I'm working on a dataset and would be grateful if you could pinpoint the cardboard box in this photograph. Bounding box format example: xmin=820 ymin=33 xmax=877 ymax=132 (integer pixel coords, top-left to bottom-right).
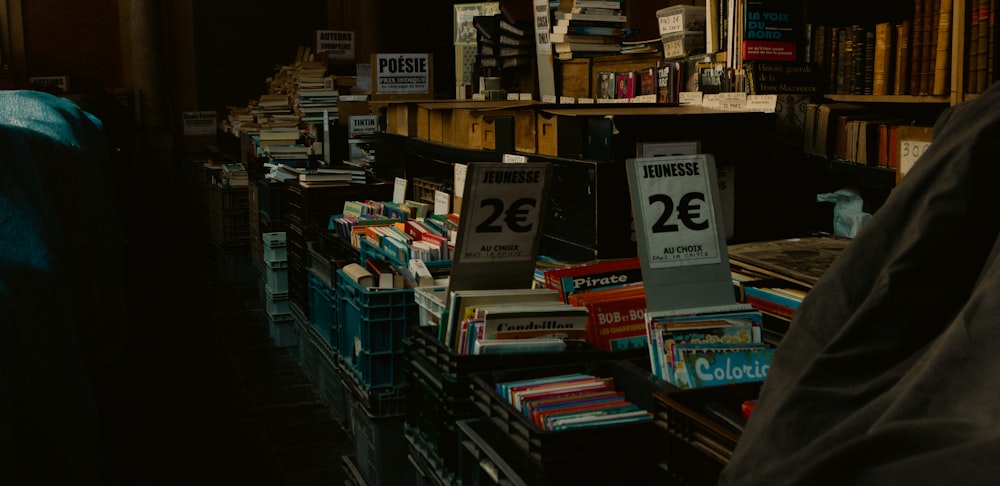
xmin=337 ymin=95 xmax=370 ymax=125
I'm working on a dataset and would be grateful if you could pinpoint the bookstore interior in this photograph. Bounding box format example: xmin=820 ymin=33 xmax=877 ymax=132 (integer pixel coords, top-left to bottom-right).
xmin=4 ymin=0 xmax=1000 ymax=484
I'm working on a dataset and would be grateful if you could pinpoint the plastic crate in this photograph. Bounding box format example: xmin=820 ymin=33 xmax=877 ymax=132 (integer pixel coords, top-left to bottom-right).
xmin=336 ymin=268 xmax=420 ymax=389
xmin=268 ymin=311 xmax=297 ymax=348
xmin=413 ymin=285 xmax=447 ymax=327
xmin=404 ymin=348 xmax=480 ymax=476
xmin=265 ymin=285 xmax=290 ymax=316
xmin=457 ymin=418 xmax=536 ymax=486
xmin=652 ymin=381 xmax=762 ymax=486
xmin=265 ymin=259 xmax=289 ymax=293
xmin=405 ymin=423 xmax=459 ymax=486
xmin=308 ymin=268 xmax=337 ymax=346
xmin=468 ymin=360 xmax=669 ymax=484
xmin=411 ymin=176 xmax=449 ymax=205
xmin=401 ymin=326 xmax=608 ymax=476
xmin=348 ymin=386 xmax=407 ymax=486
xmin=340 ymin=357 xmax=407 ymax=417
xmin=403 ymin=325 xmax=606 ymax=382
xmin=360 ymin=237 xmax=452 ymax=270
xmin=257 ymin=178 xmax=285 ymax=221
xmin=262 ymin=231 xmax=287 ymax=263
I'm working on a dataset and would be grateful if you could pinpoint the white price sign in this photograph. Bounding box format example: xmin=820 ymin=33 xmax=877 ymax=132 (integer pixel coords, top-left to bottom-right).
xmin=899 ymin=139 xmax=932 ymax=178
xmin=434 ymin=190 xmax=451 ymax=215
xmin=453 ymin=163 xmax=468 ymax=198
xmin=631 ymin=156 xmax=722 ymax=269
xmin=393 ymin=177 xmax=407 ymax=204
xmin=375 ymin=53 xmax=429 ymax=94
xmin=456 ymin=163 xmax=550 ymax=263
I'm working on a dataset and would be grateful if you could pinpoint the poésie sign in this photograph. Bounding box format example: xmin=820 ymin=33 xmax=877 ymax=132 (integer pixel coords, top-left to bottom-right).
xmin=374 ymin=53 xmax=430 ymax=94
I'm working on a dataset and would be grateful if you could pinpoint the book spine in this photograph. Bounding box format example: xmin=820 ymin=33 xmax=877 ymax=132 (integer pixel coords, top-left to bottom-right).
xmin=932 ymin=0 xmax=953 ymax=95
xmin=910 ymin=0 xmax=926 ymax=95
xmin=863 ymin=29 xmax=876 ymax=95
xmin=850 ymin=25 xmax=866 ymax=95
xmin=895 ymin=21 xmax=912 ymax=94
xmin=828 ymin=26 xmax=840 ymax=93
xmin=967 ymin=4 xmax=982 ymax=93
xmin=838 ymin=27 xmax=851 ymax=94
xmin=917 ymin=0 xmax=938 ymax=95
xmin=975 ymin=0 xmax=990 ymax=92
xmin=872 ymin=22 xmax=893 ymax=95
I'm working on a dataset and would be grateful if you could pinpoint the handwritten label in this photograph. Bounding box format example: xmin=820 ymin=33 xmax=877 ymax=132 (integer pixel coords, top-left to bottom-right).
xmin=559 ymin=96 xmax=576 ymax=104
xmin=503 ymin=154 xmax=528 ymax=164
xmin=454 ymin=163 xmax=468 ymax=198
xmin=577 ymin=97 xmax=596 ymax=104
xmin=393 ymin=177 xmax=408 ymax=204
xmin=533 ymin=0 xmax=552 ymax=55
xmin=899 ymin=140 xmax=932 ymax=178
xmin=507 ymin=93 xmax=521 ymax=100
xmin=659 ymin=14 xmax=684 ymax=35
xmin=519 ymin=93 xmax=534 ymax=101
xmin=434 ymin=190 xmax=451 ymax=215
xmin=541 ymin=94 xmax=557 ymax=103
xmin=679 ymin=91 xmax=703 ymax=106
xmin=745 ymin=94 xmax=777 ymax=113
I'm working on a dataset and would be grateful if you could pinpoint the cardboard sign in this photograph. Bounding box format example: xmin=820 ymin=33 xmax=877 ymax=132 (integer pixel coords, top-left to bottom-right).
xmin=316 ymin=30 xmax=355 ymax=61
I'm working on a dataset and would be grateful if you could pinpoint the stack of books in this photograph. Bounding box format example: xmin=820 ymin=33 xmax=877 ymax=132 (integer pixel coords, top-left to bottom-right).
xmin=551 ymin=0 xmax=627 ymax=60
xmin=474 ymin=10 xmax=535 ymax=96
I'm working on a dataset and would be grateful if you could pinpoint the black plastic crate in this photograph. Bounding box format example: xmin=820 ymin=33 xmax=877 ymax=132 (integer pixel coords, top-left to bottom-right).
xmin=405 ymin=422 xmax=459 ymax=486
xmin=457 ymin=418 xmax=537 ymax=485
xmin=653 ymin=381 xmax=762 ymax=486
xmin=403 ymin=325 xmax=607 ymax=382
xmin=256 ymin=177 xmax=285 ymax=221
xmin=468 ymin=360 xmax=670 ymax=484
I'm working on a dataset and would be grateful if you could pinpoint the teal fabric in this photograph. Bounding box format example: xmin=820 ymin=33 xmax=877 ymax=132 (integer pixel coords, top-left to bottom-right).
xmin=0 ymin=90 xmax=125 ymax=482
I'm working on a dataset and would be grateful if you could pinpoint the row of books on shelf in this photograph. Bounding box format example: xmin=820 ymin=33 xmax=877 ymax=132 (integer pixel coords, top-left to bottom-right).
xmin=803 ymin=101 xmax=939 ymax=168
xmin=961 ymin=0 xmax=997 ymax=95
xmin=809 ymin=16 xmax=951 ymax=97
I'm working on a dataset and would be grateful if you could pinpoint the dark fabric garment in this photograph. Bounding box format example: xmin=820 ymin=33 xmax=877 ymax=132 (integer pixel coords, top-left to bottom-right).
xmin=720 ymin=81 xmax=1000 ymax=485
xmin=0 ymin=90 xmax=126 ymax=482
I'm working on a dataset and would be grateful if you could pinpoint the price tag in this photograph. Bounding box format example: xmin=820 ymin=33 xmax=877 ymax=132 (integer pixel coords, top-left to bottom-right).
xmin=899 ymin=139 xmax=932 ymax=178
xmin=541 ymin=94 xmax=557 ymax=103
xmin=454 ymin=162 xmax=550 ymax=263
xmin=745 ymin=94 xmax=777 ymax=113
xmin=393 ymin=177 xmax=407 ymax=203
xmin=559 ymin=96 xmax=576 ymax=104
xmin=577 ymin=97 xmax=596 ymax=104
xmin=659 ymin=14 xmax=683 ymax=35
xmin=453 ymin=163 xmax=468 ymax=198
xmin=434 ymin=190 xmax=451 ymax=215
xmin=519 ymin=93 xmax=534 ymax=101
xmin=629 ymin=156 xmax=722 ymax=269
xmin=678 ymin=91 xmax=703 ymax=106
xmin=701 ymin=94 xmax=722 ymax=109
xmin=507 ymin=93 xmax=521 ymax=100
xmin=503 ymin=153 xmax=528 ymax=164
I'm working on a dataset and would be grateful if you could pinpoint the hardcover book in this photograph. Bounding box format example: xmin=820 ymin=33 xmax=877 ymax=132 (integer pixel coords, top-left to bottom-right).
xmin=741 ymin=0 xmax=804 ymax=62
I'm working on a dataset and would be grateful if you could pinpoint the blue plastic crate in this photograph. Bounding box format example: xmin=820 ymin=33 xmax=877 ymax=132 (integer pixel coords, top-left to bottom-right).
xmin=359 ymin=237 xmax=452 ymax=271
xmin=308 ymin=269 xmax=337 ymax=348
xmin=336 ymin=268 xmax=419 ymax=388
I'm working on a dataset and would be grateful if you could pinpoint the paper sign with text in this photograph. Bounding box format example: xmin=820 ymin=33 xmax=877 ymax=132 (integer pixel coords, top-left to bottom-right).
xmin=375 ymin=53 xmax=430 ymax=94
xmin=183 ymin=111 xmax=217 ymax=136
xmin=629 ymin=155 xmax=722 ymax=269
xmin=393 ymin=177 xmax=407 ymax=204
xmin=455 ymin=162 xmax=551 ymax=263
xmin=316 ymin=30 xmax=355 ymax=61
